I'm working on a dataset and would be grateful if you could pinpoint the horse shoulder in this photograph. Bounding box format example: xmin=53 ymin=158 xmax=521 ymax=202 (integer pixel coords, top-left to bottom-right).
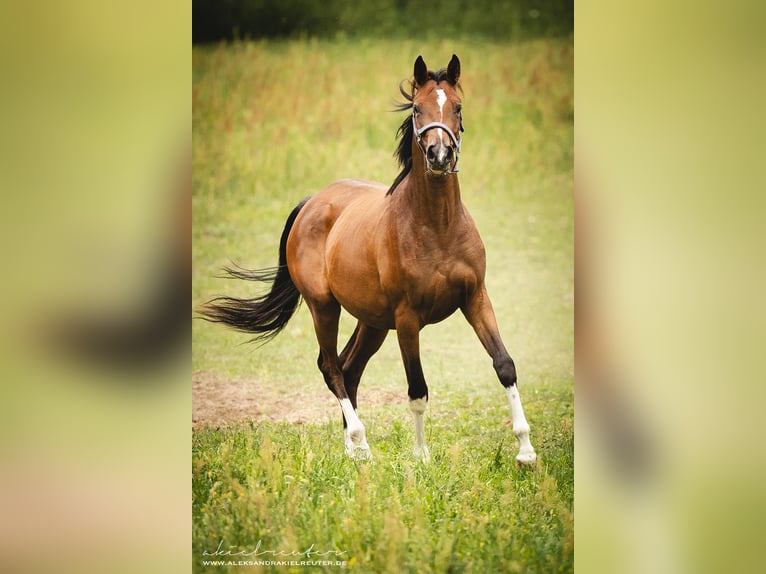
xmin=450 ymin=208 xmax=487 ymax=273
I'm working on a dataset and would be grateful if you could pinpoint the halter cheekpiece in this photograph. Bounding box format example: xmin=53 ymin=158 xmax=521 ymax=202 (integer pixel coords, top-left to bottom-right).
xmin=412 ymin=112 xmax=463 ymax=175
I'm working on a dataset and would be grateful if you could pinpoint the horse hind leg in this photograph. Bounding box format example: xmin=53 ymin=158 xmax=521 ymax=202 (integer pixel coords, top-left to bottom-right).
xmin=339 ymin=323 xmax=389 ymax=409
xmin=335 ymin=323 xmax=388 ymax=458
xmin=309 ymin=300 xmax=372 ymax=459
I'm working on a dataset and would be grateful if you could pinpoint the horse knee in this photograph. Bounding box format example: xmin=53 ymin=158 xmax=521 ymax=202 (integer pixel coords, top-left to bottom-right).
xmin=494 ymin=356 xmax=517 ymax=388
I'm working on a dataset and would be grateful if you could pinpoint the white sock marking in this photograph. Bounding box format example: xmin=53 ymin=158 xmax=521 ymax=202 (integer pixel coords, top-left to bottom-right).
xmin=339 ymin=398 xmax=370 ymax=459
xmin=409 ymin=397 xmax=430 ymax=461
xmin=506 ymin=386 xmax=537 ymax=464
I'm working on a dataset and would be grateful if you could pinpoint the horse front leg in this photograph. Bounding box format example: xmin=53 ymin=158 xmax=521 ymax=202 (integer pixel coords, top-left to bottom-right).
xmin=462 ymin=285 xmax=537 ymax=465
xmin=395 ymin=311 xmax=430 ymax=462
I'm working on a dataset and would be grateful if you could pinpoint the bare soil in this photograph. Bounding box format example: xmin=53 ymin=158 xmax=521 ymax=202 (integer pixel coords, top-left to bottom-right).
xmin=192 ymin=370 xmax=404 ymax=428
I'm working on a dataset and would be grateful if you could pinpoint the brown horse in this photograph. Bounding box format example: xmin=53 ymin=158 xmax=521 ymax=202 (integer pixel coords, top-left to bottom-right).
xmin=200 ymin=55 xmax=536 ymax=464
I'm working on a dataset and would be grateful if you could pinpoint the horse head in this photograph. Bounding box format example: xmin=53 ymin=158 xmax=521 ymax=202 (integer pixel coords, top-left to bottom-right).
xmin=411 ymin=54 xmax=463 ymax=175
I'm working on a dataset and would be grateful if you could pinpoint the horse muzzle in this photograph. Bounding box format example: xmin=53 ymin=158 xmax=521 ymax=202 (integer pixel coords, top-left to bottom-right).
xmin=413 ymin=115 xmax=462 ymax=175
xmin=426 ymin=143 xmax=455 ymax=175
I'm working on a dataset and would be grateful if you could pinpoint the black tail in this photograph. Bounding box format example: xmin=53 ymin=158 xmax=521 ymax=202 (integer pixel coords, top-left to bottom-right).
xmin=198 ymin=198 xmax=309 ymax=343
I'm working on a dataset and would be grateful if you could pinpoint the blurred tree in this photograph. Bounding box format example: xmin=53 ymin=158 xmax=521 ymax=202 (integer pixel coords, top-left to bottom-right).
xmin=192 ymin=0 xmax=572 ymax=43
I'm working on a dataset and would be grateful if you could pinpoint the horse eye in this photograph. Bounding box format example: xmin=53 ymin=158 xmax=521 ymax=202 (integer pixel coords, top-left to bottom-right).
xmin=455 ymin=105 xmax=462 ymax=114
xmin=413 ymin=105 xmax=420 ymax=115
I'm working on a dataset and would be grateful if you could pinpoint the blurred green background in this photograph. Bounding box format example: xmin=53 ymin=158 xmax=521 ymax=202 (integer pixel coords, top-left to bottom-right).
xmin=193 ymin=0 xmax=572 ymax=43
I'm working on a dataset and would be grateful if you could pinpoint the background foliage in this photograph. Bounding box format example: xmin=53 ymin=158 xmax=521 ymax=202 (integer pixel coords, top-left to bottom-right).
xmin=193 ymin=0 xmax=573 ymax=43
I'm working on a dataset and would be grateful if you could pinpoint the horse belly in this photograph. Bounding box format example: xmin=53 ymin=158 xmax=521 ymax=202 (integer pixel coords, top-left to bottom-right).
xmin=338 ymin=289 xmax=394 ymax=329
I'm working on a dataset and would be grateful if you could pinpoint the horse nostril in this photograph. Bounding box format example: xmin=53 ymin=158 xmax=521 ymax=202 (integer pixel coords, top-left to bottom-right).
xmin=444 ymin=147 xmax=453 ymax=160
xmin=426 ymin=146 xmax=437 ymax=162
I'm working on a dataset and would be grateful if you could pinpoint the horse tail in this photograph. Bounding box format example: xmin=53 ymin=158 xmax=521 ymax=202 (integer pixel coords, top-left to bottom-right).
xmin=198 ymin=198 xmax=310 ymax=343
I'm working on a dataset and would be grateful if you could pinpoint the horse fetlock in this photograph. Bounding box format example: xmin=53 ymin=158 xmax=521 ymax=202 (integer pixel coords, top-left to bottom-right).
xmin=353 ymin=445 xmax=373 ymax=461
xmin=512 ymin=422 xmax=531 ymax=438
xmin=514 ymin=428 xmax=537 ymax=466
xmin=413 ymin=444 xmax=431 ymax=462
xmin=409 ymin=397 xmax=428 ymax=414
xmin=345 ymin=420 xmax=367 ymax=445
xmin=344 ymin=426 xmax=372 ymax=460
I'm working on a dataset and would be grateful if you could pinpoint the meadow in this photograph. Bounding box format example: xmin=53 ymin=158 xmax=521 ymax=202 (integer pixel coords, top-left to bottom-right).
xmin=193 ymin=37 xmax=573 ymax=573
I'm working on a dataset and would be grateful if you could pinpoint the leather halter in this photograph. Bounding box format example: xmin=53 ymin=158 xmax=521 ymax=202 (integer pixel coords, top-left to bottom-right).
xmin=412 ymin=112 xmax=463 ymax=175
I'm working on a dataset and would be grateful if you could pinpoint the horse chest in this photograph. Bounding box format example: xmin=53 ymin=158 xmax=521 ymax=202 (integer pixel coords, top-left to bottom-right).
xmin=395 ymin=250 xmax=478 ymax=325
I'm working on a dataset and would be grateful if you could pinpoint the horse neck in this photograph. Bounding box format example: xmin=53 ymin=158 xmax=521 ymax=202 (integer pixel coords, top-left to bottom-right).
xmin=398 ymin=153 xmax=463 ymax=232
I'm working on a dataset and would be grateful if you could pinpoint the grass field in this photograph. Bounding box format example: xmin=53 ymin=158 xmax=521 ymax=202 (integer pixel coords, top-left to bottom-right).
xmin=193 ymin=37 xmax=573 ymax=573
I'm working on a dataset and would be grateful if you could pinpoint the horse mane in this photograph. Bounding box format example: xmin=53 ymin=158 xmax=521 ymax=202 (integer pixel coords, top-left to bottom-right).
xmin=387 ymin=68 xmax=461 ymax=195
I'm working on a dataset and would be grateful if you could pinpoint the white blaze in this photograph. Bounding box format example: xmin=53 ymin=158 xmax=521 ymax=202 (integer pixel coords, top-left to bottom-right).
xmin=435 ymin=88 xmax=447 ymax=117
xmin=435 ymin=88 xmax=447 ymax=144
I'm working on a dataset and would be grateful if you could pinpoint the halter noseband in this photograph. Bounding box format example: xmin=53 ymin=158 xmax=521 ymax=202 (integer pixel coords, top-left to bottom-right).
xmin=412 ymin=113 xmax=463 ymax=175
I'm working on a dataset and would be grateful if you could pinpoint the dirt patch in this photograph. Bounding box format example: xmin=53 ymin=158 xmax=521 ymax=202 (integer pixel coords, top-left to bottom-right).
xmin=193 ymin=370 xmax=404 ymax=428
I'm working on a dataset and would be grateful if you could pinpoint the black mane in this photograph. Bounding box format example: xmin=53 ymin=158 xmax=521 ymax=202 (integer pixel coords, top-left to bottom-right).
xmin=387 ymin=68 xmax=456 ymax=195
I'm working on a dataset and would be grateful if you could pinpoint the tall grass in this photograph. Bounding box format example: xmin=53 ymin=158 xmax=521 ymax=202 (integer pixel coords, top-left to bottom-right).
xmin=193 ymin=37 xmax=572 ymax=572
xmin=194 ymin=418 xmax=573 ymax=573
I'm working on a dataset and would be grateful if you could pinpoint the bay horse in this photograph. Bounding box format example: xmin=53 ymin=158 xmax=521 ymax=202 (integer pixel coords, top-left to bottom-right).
xmin=200 ymin=55 xmax=537 ymax=464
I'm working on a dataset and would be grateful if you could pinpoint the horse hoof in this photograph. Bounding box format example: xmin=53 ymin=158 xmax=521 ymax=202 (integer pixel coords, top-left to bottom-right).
xmin=516 ymin=450 xmax=537 ymax=466
xmin=413 ymin=446 xmax=431 ymax=463
xmin=350 ymin=446 xmax=373 ymax=461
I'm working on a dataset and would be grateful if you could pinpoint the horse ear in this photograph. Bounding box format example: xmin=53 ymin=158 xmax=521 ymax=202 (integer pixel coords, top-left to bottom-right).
xmin=413 ymin=55 xmax=428 ymax=87
xmin=447 ymin=54 xmax=461 ymax=85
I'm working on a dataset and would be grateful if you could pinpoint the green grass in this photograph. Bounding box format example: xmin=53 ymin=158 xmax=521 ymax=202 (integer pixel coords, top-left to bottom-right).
xmin=194 ymin=418 xmax=572 ymax=573
xmin=193 ymin=37 xmax=572 ymax=572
